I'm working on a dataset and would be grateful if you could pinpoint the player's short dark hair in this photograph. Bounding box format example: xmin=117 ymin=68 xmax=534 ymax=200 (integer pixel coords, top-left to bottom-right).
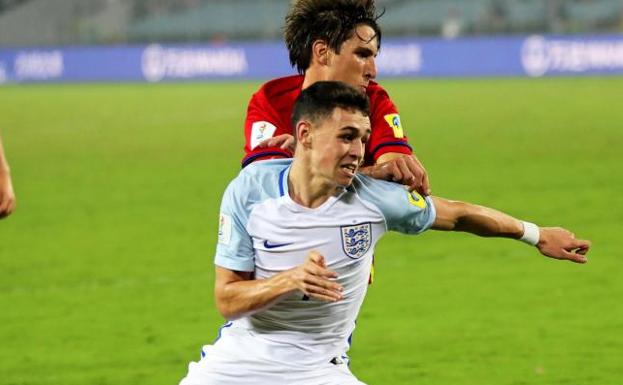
xmin=292 ymin=81 xmax=370 ymax=129
xmin=285 ymin=0 xmax=383 ymax=74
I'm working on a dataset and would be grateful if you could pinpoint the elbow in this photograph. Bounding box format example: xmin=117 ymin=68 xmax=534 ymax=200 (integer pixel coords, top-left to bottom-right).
xmin=214 ymin=290 xmax=243 ymax=321
xmin=432 ymin=198 xmax=469 ymax=231
xmin=216 ymin=305 xmax=241 ymax=321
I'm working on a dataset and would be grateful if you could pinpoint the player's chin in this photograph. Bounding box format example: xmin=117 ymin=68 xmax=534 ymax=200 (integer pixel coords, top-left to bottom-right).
xmin=336 ymin=178 xmax=354 ymax=188
xmin=336 ymin=168 xmax=356 ymax=186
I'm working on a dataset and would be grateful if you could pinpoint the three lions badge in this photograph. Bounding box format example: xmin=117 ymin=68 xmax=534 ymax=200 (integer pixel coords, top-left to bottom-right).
xmin=341 ymin=223 xmax=371 ymax=259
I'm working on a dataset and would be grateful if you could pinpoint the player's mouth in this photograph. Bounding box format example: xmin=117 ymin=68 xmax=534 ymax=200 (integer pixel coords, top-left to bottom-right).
xmin=341 ymin=163 xmax=358 ymax=178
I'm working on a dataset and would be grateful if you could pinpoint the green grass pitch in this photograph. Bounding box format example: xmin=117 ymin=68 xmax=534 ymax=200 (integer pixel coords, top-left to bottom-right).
xmin=1 ymin=77 xmax=622 ymax=385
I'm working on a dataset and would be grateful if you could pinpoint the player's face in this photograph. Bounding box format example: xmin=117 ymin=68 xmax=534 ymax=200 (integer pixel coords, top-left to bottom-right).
xmin=311 ymin=108 xmax=371 ymax=187
xmin=326 ymin=24 xmax=379 ymax=93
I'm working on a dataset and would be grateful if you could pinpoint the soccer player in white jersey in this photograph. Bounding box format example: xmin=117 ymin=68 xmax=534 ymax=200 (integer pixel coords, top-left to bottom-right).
xmin=179 ymin=81 xmax=590 ymax=385
xmin=0 ymin=135 xmax=16 ymax=218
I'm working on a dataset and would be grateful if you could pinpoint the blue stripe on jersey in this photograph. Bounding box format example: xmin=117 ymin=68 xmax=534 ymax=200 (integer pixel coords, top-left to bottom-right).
xmin=278 ymin=167 xmax=288 ymax=197
xmin=212 ymin=321 xmax=233 ymax=344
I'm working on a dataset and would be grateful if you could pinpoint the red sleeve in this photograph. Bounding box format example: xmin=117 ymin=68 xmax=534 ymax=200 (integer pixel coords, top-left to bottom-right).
xmin=365 ymin=85 xmax=413 ymax=165
xmin=242 ymin=92 xmax=293 ymax=167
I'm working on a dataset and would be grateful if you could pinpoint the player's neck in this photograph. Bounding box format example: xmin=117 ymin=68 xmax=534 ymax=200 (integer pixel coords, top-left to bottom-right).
xmin=288 ymin=160 xmax=339 ymax=208
xmin=301 ymin=68 xmax=325 ymax=90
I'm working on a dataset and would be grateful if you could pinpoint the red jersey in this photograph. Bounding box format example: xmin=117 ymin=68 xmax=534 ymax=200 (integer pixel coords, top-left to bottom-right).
xmin=242 ymin=75 xmax=412 ymax=167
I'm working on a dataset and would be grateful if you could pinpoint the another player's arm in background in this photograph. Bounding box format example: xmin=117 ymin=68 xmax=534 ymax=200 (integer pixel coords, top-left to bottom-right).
xmin=214 ymin=252 xmax=343 ymax=320
xmin=0 ymin=135 xmax=16 ymax=218
xmin=360 ymin=152 xmax=430 ymax=195
xmin=359 ymin=90 xmax=431 ymax=195
xmin=430 ymin=197 xmax=591 ymax=263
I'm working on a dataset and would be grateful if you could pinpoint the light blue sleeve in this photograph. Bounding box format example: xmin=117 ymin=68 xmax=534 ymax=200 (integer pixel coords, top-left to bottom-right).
xmin=354 ymin=174 xmax=436 ymax=234
xmin=214 ymin=176 xmax=256 ymax=272
xmin=214 ymin=159 xmax=291 ymax=272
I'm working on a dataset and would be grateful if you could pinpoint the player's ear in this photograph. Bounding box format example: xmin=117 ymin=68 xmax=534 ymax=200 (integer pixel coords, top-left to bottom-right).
xmin=311 ymin=39 xmax=330 ymax=66
xmin=296 ymin=120 xmax=313 ymax=149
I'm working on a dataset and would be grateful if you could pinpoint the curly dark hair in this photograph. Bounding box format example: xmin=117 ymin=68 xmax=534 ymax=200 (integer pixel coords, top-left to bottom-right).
xmin=284 ymin=0 xmax=383 ymax=74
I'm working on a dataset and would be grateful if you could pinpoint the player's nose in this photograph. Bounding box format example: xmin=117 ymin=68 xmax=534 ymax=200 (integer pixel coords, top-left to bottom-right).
xmin=349 ymin=140 xmax=364 ymax=160
xmin=365 ymin=57 xmax=377 ymax=80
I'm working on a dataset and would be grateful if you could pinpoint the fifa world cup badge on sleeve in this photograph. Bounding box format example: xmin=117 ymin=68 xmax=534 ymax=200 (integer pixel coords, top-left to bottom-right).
xmin=218 ymin=213 xmax=232 ymax=245
xmin=407 ymin=191 xmax=426 ymax=209
xmin=250 ymin=121 xmax=277 ymax=150
xmin=341 ymin=223 xmax=372 ymax=259
xmin=384 ymin=114 xmax=404 ymax=138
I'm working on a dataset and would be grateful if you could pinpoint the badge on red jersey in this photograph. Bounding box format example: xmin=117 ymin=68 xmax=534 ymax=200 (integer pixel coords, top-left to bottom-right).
xmin=250 ymin=121 xmax=277 ymax=150
xmin=384 ymin=114 xmax=404 ymax=138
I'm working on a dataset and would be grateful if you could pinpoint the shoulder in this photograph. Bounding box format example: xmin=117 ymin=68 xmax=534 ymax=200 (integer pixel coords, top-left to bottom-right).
xmin=253 ymin=75 xmax=304 ymax=102
xmin=366 ymin=81 xmax=392 ymax=103
xmin=227 ymin=159 xmax=293 ymax=204
xmin=365 ymin=80 xmax=398 ymax=118
xmin=351 ymin=173 xmax=406 ymax=202
xmin=239 ymin=158 xmax=292 ymax=181
xmin=351 ymin=173 xmax=435 ymax=234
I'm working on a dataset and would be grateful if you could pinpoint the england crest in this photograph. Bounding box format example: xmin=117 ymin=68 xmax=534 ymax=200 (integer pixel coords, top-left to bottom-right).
xmin=341 ymin=223 xmax=372 ymax=259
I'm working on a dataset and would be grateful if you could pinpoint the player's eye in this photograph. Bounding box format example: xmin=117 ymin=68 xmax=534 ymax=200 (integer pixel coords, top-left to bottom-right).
xmin=355 ymin=49 xmax=372 ymax=58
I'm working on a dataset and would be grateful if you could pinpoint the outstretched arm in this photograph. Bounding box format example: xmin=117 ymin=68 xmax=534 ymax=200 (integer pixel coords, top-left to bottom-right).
xmin=0 ymin=136 xmax=16 ymax=218
xmin=214 ymin=251 xmax=343 ymax=320
xmin=431 ymin=197 xmax=590 ymax=263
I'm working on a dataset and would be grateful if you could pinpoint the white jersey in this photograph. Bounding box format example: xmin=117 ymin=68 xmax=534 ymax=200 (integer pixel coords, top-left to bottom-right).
xmin=212 ymin=158 xmax=436 ymax=368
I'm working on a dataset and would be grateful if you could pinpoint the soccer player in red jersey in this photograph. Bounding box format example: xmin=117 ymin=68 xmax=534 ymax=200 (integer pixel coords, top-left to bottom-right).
xmin=243 ymin=0 xmax=431 ymax=196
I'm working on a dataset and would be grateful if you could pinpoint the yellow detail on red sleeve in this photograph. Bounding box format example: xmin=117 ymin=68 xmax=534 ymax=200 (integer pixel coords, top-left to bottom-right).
xmin=384 ymin=113 xmax=404 ymax=138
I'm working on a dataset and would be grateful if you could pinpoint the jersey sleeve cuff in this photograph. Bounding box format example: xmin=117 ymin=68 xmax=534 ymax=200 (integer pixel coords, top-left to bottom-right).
xmin=370 ymin=142 xmax=413 ymax=162
xmin=242 ymin=149 xmax=291 ymax=168
xmin=215 ymin=253 xmax=255 ymax=272
xmin=422 ymin=196 xmax=437 ymax=232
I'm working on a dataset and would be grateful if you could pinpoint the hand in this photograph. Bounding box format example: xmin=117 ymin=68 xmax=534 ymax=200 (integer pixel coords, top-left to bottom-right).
xmin=536 ymin=227 xmax=590 ymax=264
xmin=0 ymin=171 xmax=15 ymax=219
xmin=258 ymin=134 xmax=295 ymax=154
xmin=366 ymin=154 xmax=431 ymax=196
xmin=285 ymin=251 xmax=343 ymax=302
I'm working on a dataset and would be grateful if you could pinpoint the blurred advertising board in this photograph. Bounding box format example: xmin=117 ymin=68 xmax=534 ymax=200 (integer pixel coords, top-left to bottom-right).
xmin=1 ymin=35 xmax=622 ymax=84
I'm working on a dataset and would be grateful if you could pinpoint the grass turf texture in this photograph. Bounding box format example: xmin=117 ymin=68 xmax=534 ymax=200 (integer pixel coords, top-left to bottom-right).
xmin=1 ymin=77 xmax=622 ymax=385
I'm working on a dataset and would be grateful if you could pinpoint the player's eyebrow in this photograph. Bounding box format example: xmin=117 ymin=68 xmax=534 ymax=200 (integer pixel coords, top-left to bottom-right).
xmin=354 ymin=46 xmax=376 ymax=57
xmin=339 ymin=126 xmax=370 ymax=136
xmin=354 ymin=31 xmax=379 ymax=53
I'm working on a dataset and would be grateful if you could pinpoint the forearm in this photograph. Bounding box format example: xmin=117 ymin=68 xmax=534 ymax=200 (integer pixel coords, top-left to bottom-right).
xmin=0 ymin=138 xmax=10 ymax=173
xmin=359 ymin=164 xmax=380 ymax=179
xmin=359 ymin=153 xmax=410 ymax=180
xmin=430 ymin=197 xmax=590 ymax=263
xmin=361 ymin=152 xmax=408 ymax=179
xmin=215 ymin=269 xmax=296 ymax=320
xmin=431 ymin=197 xmax=523 ymax=239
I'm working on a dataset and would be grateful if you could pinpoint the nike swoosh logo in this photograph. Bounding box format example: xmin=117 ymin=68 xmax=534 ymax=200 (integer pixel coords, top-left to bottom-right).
xmin=263 ymin=240 xmax=293 ymax=249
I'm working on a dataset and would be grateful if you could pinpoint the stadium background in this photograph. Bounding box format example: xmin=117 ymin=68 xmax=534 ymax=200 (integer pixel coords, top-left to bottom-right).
xmin=1 ymin=1 xmax=622 ymax=384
